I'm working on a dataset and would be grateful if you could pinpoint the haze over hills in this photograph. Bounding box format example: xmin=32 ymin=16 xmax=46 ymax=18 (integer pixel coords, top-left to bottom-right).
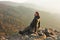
xmin=0 ymin=1 xmax=60 ymax=35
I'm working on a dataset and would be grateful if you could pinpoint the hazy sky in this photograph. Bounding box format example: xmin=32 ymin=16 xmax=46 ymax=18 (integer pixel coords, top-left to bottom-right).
xmin=0 ymin=0 xmax=60 ymax=14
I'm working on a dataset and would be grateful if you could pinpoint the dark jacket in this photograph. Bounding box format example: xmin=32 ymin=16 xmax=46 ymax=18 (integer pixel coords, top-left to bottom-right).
xmin=19 ymin=16 xmax=40 ymax=35
xmin=30 ymin=16 xmax=40 ymax=32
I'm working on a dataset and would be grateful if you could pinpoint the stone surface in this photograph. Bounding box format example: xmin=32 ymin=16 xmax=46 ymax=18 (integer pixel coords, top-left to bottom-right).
xmin=0 ymin=28 xmax=60 ymax=40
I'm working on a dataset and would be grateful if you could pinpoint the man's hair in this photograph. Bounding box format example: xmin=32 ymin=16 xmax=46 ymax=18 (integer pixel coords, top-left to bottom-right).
xmin=35 ymin=12 xmax=39 ymax=16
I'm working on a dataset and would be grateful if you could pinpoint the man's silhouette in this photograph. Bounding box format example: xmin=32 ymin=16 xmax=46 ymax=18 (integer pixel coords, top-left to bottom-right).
xmin=19 ymin=12 xmax=40 ymax=35
xmin=30 ymin=12 xmax=40 ymax=34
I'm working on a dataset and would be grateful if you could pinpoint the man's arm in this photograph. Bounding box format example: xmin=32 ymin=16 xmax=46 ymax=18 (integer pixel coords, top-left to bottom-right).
xmin=38 ymin=21 xmax=40 ymax=28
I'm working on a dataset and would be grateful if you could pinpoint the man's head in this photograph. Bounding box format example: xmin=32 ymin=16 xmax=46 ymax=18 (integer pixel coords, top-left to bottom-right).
xmin=34 ymin=12 xmax=39 ymax=16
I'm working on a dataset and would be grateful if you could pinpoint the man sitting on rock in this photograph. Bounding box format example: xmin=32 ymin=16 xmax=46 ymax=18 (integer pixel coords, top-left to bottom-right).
xmin=30 ymin=12 xmax=40 ymax=34
xmin=19 ymin=12 xmax=40 ymax=35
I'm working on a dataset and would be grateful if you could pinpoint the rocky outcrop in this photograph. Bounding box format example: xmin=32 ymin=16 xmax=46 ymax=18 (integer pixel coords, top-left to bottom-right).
xmin=17 ymin=27 xmax=60 ymax=40
xmin=0 ymin=27 xmax=60 ymax=40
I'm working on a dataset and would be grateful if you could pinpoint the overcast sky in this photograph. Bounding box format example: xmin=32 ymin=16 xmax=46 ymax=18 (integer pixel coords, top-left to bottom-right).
xmin=0 ymin=0 xmax=60 ymax=14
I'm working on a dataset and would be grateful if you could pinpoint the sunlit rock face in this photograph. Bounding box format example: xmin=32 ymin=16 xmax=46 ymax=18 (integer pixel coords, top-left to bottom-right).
xmin=6 ymin=28 xmax=60 ymax=40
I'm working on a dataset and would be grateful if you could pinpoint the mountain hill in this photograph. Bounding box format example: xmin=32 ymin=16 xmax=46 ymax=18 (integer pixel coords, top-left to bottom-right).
xmin=0 ymin=1 xmax=60 ymax=35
